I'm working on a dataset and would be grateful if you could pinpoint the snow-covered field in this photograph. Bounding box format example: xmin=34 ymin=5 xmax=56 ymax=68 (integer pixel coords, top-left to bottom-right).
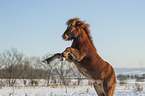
xmin=1 ymin=68 xmax=145 ymax=96
xmin=0 ymin=82 xmax=145 ymax=96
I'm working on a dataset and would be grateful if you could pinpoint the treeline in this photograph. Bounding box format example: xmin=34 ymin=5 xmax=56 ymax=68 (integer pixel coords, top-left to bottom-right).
xmin=0 ymin=48 xmax=84 ymax=86
xmin=117 ymin=74 xmax=145 ymax=81
xmin=1 ymin=48 xmax=145 ymax=87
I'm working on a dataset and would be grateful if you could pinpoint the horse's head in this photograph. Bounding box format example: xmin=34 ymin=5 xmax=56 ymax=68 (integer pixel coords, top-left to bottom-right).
xmin=62 ymin=24 xmax=79 ymax=41
xmin=62 ymin=18 xmax=91 ymax=42
xmin=62 ymin=18 xmax=84 ymax=41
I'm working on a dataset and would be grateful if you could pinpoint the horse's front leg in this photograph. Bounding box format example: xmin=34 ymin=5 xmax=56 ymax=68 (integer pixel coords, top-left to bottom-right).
xmin=42 ymin=53 xmax=61 ymax=64
xmin=62 ymin=47 xmax=86 ymax=62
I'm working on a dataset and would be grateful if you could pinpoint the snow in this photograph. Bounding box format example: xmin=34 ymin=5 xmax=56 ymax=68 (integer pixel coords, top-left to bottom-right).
xmin=0 ymin=82 xmax=145 ymax=96
xmin=0 ymin=68 xmax=145 ymax=96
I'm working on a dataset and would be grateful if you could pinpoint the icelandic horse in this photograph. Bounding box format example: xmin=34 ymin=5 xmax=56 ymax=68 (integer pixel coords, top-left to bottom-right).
xmin=43 ymin=18 xmax=117 ymax=96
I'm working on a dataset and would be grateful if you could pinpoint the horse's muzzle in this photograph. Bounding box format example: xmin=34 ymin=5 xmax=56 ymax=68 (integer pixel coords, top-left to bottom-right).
xmin=62 ymin=34 xmax=68 ymax=40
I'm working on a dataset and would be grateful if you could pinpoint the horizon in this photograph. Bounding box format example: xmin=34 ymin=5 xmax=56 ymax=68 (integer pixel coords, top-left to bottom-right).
xmin=0 ymin=0 xmax=145 ymax=68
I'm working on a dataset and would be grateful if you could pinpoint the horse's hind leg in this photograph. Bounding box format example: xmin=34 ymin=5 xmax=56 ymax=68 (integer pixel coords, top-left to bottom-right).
xmin=104 ymin=82 xmax=116 ymax=96
xmin=110 ymin=83 xmax=116 ymax=96
xmin=93 ymin=81 xmax=106 ymax=96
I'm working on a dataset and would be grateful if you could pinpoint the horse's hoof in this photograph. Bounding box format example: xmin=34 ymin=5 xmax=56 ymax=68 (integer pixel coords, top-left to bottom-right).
xmin=42 ymin=60 xmax=47 ymax=64
xmin=60 ymin=57 xmax=65 ymax=62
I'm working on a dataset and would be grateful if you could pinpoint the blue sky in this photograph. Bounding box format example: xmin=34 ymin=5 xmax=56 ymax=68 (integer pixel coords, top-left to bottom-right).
xmin=0 ymin=0 xmax=145 ymax=68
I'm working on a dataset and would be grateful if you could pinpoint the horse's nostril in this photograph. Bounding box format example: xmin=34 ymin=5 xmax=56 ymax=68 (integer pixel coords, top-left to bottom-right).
xmin=62 ymin=34 xmax=68 ymax=40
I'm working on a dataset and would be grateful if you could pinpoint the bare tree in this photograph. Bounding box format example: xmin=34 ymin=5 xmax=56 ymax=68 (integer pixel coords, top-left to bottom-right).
xmin=29 ymin=56 xmax=43 ymax=69
xmin=0 ymin=48 xmax=29 ymax=86
xmin=54 ymin=61 xmax=74 ymax=93
xmin=28 ymin=56 xmax=41 ymax=79
xmin=71 ymin=69 xmax=83 ymax=85
xmin=41 ymin=54 xmax=60 ymax=86
xmin=0 ymin=54 xmax=3 ymax=68
xmin=43 ymin=63 xmax=57 ymax=86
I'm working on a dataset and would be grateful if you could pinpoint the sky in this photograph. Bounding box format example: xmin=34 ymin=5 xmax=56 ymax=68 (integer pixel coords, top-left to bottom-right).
xmin=0 ymin=0 xmax=145 ymax=68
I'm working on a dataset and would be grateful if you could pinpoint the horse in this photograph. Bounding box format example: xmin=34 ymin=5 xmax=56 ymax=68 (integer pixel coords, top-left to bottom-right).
xmin=43 ymin=18 xmax=117 ymax=96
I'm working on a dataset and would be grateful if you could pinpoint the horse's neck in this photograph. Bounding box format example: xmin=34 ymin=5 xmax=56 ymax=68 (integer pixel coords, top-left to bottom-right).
xmin=71 ymin=38 xmax=82 ymax=49
xmin=72 ymin=33 xmax=105 ymax=65
xmin=71 ymin=32 xmax=95 ymax=50
xmin=71 ymin=31 xmax=105 ymax=65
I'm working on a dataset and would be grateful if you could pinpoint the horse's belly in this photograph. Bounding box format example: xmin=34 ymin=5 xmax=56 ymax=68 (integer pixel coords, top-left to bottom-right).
xmin=77 ymin=66 xmax=94 ymax=80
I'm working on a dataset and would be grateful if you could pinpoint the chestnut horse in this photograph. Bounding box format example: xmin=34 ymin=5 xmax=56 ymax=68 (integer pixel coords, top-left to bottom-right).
xmin=43 ymin=18 xmax=117 ymax=96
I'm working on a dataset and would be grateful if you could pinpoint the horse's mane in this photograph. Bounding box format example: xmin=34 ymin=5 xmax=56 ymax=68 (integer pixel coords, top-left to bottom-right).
xmin=66 ymin=18 xmax=94 ymax=45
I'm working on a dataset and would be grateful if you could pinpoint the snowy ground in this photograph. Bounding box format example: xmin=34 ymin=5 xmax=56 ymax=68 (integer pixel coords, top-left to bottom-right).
xmin=0 ymin=82 xmax=145 ymax=96
xmin=1 ymin=68 xmax=145 ymax=95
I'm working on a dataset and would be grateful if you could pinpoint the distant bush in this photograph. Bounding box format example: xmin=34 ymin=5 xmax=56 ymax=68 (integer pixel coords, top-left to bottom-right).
xmin=131 ymin=74 xmax=145 ymax=79
xmin=117 ymin=74 xmax=128 ymax=81
xmin=136 ymin=79 xmax=144 ymax=82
